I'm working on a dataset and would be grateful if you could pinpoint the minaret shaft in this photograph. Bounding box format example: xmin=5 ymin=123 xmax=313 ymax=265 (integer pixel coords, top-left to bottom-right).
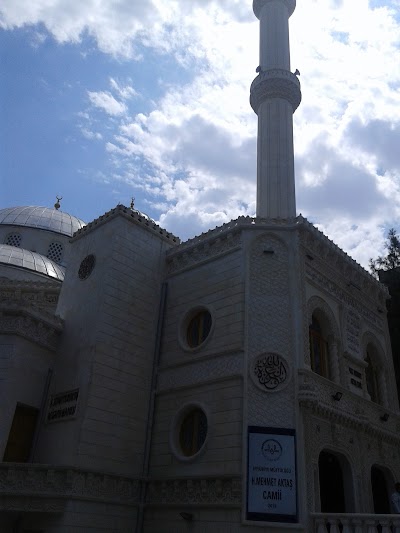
xmin=251 ymin=0 xmax=301 ymax=219
xmin=257 ymin=99 xmax=295 ymax=218
xmin=259 ymin=1 xmax=291 ymax=70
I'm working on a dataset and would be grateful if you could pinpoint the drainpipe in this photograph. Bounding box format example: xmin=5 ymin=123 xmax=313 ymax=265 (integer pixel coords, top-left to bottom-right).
xmin=135 ymin=282 xmax=168 ymax=533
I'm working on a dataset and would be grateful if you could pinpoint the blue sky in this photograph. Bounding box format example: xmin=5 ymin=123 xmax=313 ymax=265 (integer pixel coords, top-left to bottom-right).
xmin=1 ymin=0 xmax=400 ymax=267
xmin=1 ymin=24 xmax=192 ymax=223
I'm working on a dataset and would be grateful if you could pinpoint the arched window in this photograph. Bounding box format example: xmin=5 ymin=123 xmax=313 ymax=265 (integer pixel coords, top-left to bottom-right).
xmin=309 ymin=314 xmax=329 ymax=378
xmin=365 ymin=350 xmax=380 ymax=404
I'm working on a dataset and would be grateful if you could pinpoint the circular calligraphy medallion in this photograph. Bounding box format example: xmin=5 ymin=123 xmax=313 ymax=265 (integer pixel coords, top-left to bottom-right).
xmin=250 ymin=352 xmax=290 ymax=393
xmin=261 ymin=439 xmax=283 ymax=461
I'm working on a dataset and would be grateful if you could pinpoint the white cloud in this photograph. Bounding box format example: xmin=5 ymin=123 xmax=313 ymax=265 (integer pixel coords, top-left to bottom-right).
xmin=109 ymin=78 xmax=138 ymax=100
xmin=2 ymin=0 xmax=400 ymax=267
xmin=81 ymin=128 xmax=102 ymax=140
xmin=87 ymin=91 xmax=127 ymax=116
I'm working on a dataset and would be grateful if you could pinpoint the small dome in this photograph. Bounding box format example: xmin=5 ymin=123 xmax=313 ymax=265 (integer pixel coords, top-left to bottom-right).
xmin=0 ymin=206 xmax=86 ymax=237
xmin=0 ymin=244 xmax=65 ymax=281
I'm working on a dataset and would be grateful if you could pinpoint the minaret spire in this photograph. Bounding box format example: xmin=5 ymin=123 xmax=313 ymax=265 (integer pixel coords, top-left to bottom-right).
xmin=250 ymin=0 xmax=301 ymax=219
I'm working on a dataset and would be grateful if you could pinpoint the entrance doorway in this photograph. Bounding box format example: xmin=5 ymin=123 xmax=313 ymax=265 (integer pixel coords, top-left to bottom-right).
xmin=371 ymin=465 xmax=391 ymax=514
xmin=3 ymin=403 xmax=39 ymax=462
xmin=319 ymin=450 xmax=354 ymax=513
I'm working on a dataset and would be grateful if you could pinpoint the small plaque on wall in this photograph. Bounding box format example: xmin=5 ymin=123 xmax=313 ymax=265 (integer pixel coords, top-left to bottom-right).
xmin=47 ymin=389 xmax=79 ymax=422
xmin=247 ymin=426 xmax=297 ymax=523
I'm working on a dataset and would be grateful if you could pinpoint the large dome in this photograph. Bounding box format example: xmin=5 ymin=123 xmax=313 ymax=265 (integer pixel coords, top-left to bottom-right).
xmin=0 ymin=244 xmax=65 ymax=281
xmin=0 ymin=206 xmax=86 ymax=237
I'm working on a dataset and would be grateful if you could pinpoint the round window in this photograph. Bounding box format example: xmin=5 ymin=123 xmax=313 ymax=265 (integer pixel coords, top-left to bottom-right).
xmin=78 ymin=254 xmax=96 ymax=280
xmin=179 ymin=407 xmax=208 ymax=457
xmin=186 ymin=309 xmax=212 ymax=348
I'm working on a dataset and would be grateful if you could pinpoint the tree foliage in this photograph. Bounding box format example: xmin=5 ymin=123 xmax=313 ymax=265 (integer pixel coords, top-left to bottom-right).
xmin=369 ymin=228 xmax=400 ymax=276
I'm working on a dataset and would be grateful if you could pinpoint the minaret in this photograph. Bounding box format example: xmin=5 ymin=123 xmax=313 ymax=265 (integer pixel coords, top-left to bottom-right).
xmin=250 ymin=0 xmax=301 ymax=219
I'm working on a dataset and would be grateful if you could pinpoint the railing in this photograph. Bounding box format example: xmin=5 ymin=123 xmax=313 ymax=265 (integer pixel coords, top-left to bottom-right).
xmin=312 ymin=513 xmax=400 ymax=533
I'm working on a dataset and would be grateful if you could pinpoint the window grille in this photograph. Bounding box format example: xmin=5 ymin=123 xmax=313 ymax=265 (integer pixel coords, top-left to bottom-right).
xmin=47 ymin=242 xmax=64 ymax=264
xmin=5 ymin=233 xmax=22 ymax=247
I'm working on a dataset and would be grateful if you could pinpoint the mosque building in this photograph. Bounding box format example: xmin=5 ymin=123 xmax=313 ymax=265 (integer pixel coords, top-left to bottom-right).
xmin=1 ymin=1 xmax=400 ymax=532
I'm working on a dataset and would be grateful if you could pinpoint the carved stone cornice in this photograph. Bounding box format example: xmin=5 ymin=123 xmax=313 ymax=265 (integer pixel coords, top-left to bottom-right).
xmin=297 ymin=216 xmax=388 ymax=302
xmin=0 ymin=496 xmax=65 ymax=513
xmin=250 ymin=69 xmax=301 ymax=112
xmin=305 ymin=263 xmax=384 ymax=330
xmin=166 ymin=231 xmax=242 ymax=275
xmin=298 ymin=370 xmax=400 ymax=444
xmin=166 ymin=215 xmax=298 ymax=274
xmin=0 ymin=464 xmax=139 ymax=512
xmin=0 ymin=305 xmax=63 ymax=350
xmin=253 ymin=0 xmax=296 ymax=18
xmin=0 ymin=277 xmax=60 ymax=310
xmin=146 ymin=477 xmax=241 ymax=506
xmin=72 ymin=204 xmax=180 ymax=245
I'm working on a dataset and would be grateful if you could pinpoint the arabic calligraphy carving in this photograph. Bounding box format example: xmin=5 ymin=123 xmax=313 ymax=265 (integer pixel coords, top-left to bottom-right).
xmin=252 ymin=353 xmax=290 ymax=392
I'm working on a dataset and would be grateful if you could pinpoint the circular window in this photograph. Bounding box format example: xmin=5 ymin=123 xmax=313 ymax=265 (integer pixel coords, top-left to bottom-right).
xmin=171 ymin=405 xmax=208 ymax=460
xmin=180 ymin=408 xmax=207 ymax=456
xmin=78 ymin=254 xmax=96 ymax=280
xmin=186 ymin=309 xmax=212 ymax=348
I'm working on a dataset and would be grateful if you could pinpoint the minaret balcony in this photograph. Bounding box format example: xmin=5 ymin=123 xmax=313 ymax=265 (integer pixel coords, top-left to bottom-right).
xmin=250 ymin=68 xmax=301 ymax=113
xmin=253 ymin=0 xmax=296 ymax=19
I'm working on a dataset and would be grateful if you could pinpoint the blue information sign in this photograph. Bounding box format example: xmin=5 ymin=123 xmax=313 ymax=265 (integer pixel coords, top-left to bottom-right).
xmin=247 ymin=426 xmax=297 ymax=523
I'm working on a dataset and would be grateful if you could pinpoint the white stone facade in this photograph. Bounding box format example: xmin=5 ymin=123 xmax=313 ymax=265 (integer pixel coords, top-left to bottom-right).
xmin=1 ymin=1 xmax=400 ymax=530
xmin=0 ymin=207 xmax=400 ymax=532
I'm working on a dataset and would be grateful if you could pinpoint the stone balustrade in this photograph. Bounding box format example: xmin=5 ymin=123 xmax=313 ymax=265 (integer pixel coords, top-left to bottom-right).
xmin=312 ymin=513 xmax=400 ymax=532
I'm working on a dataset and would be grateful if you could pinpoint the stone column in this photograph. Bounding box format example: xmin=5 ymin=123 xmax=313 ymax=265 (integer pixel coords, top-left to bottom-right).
xmin=378 ymin=368 xmax=389 ymax=408
xmin=250 ymin=0 xmax=301 ymax=219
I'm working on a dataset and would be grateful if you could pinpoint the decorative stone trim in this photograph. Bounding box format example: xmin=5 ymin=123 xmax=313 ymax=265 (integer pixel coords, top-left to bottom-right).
xmin=166 ymin=215 xmax=382 ymax=295
xmin=167 ymin=231 xmax=242 ymax=275
xmin=250 ymin=69 xmax=302 ymax=112
xmin=166 ymin=216 xmax=301 ymax=274
xmin=0 ymin=305 xmax=63 ymax=350
xmin=167 ymin=216 xmax=297 ymax=257
xmin=298 ymin=369 xmax=400 ymax=444
xmin=0 ymin=496 xmax=65 ymax=513
xmin=298 ymin=216 xmax=387 ymax=299
xmin=0 ymin=464 xmax=140 ymax=511
xmin=72 ymin=204 xmax=180 ymax=244
xmin=306 ymin=264 xmax=384 ymax=330
xmin=0 ymin=277 xmax=60 ymax=309
xmin=146 ymin=477 xmax=241 ymax=506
